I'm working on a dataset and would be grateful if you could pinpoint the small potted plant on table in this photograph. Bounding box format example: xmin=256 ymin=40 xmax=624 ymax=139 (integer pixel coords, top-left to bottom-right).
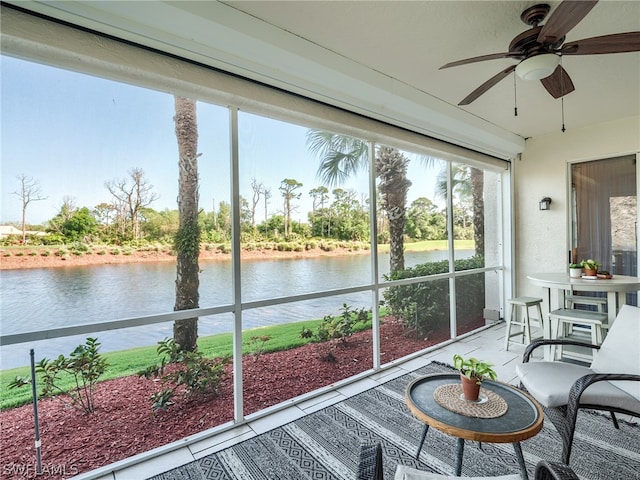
xmin=453 ymin=354 xmax=498 ymax=401
xmin=569 ymin=263 xmax=583 ymax=278
xmin=580 ymin=259 xmax=600 ymax=277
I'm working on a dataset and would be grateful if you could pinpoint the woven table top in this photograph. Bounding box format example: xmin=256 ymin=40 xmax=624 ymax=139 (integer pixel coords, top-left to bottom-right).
xmin=433 ymin=383 xmax=508 ymax=418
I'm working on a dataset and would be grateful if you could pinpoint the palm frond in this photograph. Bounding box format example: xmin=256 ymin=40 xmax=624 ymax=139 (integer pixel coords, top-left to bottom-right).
xmin=306 ymin=130 xmax=369 ymax=187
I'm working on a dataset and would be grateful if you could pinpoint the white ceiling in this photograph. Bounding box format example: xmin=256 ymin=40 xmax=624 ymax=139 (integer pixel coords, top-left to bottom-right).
xmin=221 ymin=0 xmax=640 ymax=139
xmin=8 ymin=1 xmax=640 ymax=151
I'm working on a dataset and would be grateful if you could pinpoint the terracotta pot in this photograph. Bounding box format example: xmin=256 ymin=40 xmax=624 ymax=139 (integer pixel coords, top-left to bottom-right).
xmin=584 ymin=268 xmax=598 ymax=276
xmin=460 ymin=372 xmax=481 ymax=401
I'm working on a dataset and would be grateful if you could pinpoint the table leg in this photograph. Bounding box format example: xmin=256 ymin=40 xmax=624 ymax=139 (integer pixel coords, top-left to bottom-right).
xmin=455 ymin=438 xmax=464 ymax=476
xmin=416 ymin=424 xmax=429 ymax=459
xmin=512 ymin=442 xmax=528 ymax=480
xmin=542 ymin=287 xmax=554 ymax=360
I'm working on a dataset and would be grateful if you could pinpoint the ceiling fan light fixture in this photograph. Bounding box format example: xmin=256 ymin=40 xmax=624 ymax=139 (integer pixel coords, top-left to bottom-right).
xmin=515 ymin=53 xmax=560 ymax=81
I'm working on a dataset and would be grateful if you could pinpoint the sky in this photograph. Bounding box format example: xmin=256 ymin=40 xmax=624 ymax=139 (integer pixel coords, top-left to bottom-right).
xmin=1 ymin=55 xmax=439 ymax=226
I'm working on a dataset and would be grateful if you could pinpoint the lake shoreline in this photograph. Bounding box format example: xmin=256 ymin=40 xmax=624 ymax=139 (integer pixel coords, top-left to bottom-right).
xmin=0 ymin=245 xmax=372 ymax=270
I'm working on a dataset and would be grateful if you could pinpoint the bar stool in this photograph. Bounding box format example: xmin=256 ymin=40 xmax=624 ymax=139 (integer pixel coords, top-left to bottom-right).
xmin=548 ymin=308 xmax=607 ymax=362
xmin=504 ymin=297 xmax=544 ymax=351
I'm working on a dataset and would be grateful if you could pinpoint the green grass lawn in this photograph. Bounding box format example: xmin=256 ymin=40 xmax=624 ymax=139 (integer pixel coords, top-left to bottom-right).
xmin=0 ymin=316 xmax=374 ymax=410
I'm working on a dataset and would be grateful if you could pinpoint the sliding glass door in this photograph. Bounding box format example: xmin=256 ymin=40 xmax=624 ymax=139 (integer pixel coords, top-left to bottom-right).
xmin=571 ymin=155 xmax=638 ymax=305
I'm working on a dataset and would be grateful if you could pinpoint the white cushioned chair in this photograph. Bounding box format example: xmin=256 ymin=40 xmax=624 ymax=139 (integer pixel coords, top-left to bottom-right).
xmin=357 ymin=442 xmax=579 ymax=479
xmin=516 ymin=304 xmax=640 ymax=464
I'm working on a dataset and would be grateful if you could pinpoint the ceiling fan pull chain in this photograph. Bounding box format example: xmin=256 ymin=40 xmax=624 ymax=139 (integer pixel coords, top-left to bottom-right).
xmin=513 ymin=73 xmax=518 ymax=117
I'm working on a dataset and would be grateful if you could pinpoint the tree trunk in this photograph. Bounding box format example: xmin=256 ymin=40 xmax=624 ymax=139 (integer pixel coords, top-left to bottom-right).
xmin=471 ymin=167 xmax=485 ymax=257
xmin=173 ymin=97 xmax=200 ymax=352
xmin=376 ymin=147 xmax=411 ymax=274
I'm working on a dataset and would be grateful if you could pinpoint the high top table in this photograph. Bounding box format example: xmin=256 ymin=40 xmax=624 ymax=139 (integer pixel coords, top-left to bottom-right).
xmin=527 ymin=272 xmax=640 ymax=325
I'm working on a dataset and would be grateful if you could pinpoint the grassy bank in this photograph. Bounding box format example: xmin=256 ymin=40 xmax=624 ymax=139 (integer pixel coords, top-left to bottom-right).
xmin=1 ymin=316 xmax=374 ymax=410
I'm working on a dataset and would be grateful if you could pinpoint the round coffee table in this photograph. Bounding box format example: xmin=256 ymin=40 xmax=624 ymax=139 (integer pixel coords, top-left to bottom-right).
xmin=405 ymin=373 xmax=544 ymax=479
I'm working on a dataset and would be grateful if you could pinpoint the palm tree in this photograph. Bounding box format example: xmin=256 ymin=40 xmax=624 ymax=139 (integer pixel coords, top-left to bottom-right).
xmin=306 ymin=131 xmax=411 ymax=273
xmin=435 ymin=164 xmax=485 ymax=257
xmin=173 ymin=96 xmax=200 ymax=352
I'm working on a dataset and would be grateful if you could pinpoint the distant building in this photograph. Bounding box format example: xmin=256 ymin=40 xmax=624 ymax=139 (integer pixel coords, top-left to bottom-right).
xmin=0 ymin=225 xmax=46 ymax=239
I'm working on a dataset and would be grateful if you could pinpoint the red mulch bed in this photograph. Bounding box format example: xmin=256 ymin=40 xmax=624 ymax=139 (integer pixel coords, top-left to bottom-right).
xmin=0 ymin=320 xmax=464 ymax=479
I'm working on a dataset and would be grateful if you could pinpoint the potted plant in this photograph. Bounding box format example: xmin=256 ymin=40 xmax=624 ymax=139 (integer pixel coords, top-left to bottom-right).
xmin=569 ymin=263 xmax=583 ymax=278
xmin=453 ymin=354 xmax=498 ymax=401
xmin=580 ymin=259 xmax=600 ymax=276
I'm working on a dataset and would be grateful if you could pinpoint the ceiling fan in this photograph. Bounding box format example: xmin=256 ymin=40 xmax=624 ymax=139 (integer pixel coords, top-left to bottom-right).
xmin=441 ymin=0 xmax=640 ymax=106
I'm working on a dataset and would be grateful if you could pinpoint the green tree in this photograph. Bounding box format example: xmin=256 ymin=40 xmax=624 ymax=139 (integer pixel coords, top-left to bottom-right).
xmin=435 ymin=164 xmax=483 ymax=254
xmin=143 ymin=208 xmax=179 ymax=241
xmin=309 ymin=186 xmax=330 ymax=212
xmin=306 ymin=131 xmax=412 ymax=273
xmin=406 ymin=197 xmax=446 ymax=240
xmin=60 ymin=207 xmax=99 ymax=241
xmin=173 ymin=96 xmax=200 ymax=353
xmin=279 ymin=178 xmax=303 ymax=238
xmin=48 ymin=197 xmax=77 ymax=236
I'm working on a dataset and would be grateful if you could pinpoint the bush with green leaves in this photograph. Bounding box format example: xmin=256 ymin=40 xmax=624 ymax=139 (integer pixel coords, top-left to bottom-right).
xmin=246 ymin=335 xmax=271 ymax=362
xmin=138 ymin=338 xmax=230 ymax=412
xmin=8 ymin=337 xmax=109 ymax=414
xmin=301 ymin=304 xmax=371 ymax=361
xmin=383 ymin=255 xmax=485 ymax=337
xmin=316 ymin=304 xmax=370 ymax=342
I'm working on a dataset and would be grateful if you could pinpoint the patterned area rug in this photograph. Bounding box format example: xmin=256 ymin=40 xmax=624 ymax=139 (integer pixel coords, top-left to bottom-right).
xmin=149 ymin=362 xmax=640 ymax=480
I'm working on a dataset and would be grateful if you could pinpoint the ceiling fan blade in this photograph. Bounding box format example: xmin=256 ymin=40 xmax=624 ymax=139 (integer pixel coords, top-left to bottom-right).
xmin=538 ymin=0 xmax=598 ymax=45
xmin=560 ymin=32 xmax=640 ymax=55
xmin=540 ymin=65 xmax=575 ymax=99
xmin=440 ymin=52 xmax=521 ymax=69
xmin=458 ymin=65 xmax=516 ymax=105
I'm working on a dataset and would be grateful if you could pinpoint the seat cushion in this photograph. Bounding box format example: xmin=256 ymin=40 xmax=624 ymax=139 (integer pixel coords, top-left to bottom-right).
xmin=590 ymin=304 xmax=640 ymax=401
xmin=517 ymin=361 xmax=640 ymax=413
xmin=394 ymin=465 xmax=521 ymax=480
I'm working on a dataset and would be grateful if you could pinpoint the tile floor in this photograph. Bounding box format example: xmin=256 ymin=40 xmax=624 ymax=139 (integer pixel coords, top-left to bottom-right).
xmin=85 ymin=321 xmax=545 ymax=480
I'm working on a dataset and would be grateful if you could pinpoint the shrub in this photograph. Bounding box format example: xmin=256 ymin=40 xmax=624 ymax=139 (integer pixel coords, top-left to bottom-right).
xmin=383 ymin=255 xmax=485 ymax=336
xmin=40 ymin=250 xmax=51 ymax=257
xmin=70 ymin=242 xmax=90 ymax=253
xmin=14 ymin=251 xmax=24 ymax=257
xmin=8 ymin=337 xmax=109 ymax=414
xmin=138 ymin=338 xmax=230 ymax=412
xmin=110 ymin=248 xmax=121 ymax=255
xmin=246 ymin=335 xmax=271 ymax=362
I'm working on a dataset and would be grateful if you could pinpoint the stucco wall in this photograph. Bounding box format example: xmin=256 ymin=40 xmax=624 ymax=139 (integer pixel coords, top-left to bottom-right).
xmin=514 ymin=116 xmax=640 ymax=308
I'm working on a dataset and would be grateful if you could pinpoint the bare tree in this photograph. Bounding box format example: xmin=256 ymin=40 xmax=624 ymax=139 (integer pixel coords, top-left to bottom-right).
xmin=173 ymin=96 xmax=200 ymax=352
xmin=250 ymin=178 xmax=264 ymax=228
xmin=105 ymin=168 xmax=159 ymax=240
xmin=11 ymin=174 xmax=47 ymax=243
xmin=262 ymin=187 xmax=272 ymax=235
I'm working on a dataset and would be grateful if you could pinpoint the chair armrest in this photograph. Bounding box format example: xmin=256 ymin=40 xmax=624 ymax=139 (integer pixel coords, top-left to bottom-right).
xmin=534 ymin=460 xmax=579 ymax=480
xmin=357 ymin=442 xmax=383 ymax=480
xmin=522 ymin=339 xmax=600 ymax=363
xmin=569 ymin=372 xmax=640 ymax=406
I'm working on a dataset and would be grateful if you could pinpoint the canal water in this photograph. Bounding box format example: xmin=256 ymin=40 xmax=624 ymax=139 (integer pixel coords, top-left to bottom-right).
xmin=0 ymin=250 xmax=467 ymax=369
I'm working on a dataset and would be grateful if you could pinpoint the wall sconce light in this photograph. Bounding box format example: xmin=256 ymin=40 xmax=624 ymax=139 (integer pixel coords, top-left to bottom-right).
xmin=539 ymin=197 xmax=552 ymax=211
